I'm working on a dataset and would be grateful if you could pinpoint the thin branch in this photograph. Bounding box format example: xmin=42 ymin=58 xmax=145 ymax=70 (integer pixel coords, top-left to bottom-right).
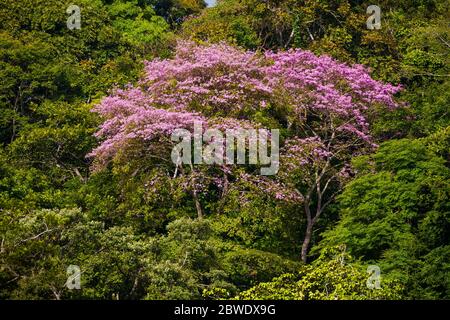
xmin=437 ymin=35 xmax=450 ymax=49
xmin=19 ymin=227 xmax=55 ymax=244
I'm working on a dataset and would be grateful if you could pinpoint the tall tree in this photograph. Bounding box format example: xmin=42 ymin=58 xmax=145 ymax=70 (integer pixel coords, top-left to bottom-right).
xmin=89 ymin=41 xmax=401 ymax=262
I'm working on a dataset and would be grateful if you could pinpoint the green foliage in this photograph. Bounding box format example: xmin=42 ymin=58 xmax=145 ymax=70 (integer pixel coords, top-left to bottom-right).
xmin=315 ymin=139 xmax=450 ymax=299
xmin=0 ymin=208 xmax=87 ymax=299
xmin=0 ymin=0 xmax=448 ymax=300
xmin=0 ymin=0 xmax=172 ymax=144
xmin=147 ymin=0 xmax=206 ymax=27
xmin=1 ymin=212 xmax=299 ymax=299
xmin=181 ymin=0 xmax=265 ymax=49
xmin=235 ymin=247 xmax=403 ymax=300
xmin=211 ymin=181 xmax=303 ymax=257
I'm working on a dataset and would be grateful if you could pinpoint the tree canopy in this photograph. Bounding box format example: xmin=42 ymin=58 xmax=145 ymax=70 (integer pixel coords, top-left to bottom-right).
xmin=0 ymin=0 xmax=448 ymax=300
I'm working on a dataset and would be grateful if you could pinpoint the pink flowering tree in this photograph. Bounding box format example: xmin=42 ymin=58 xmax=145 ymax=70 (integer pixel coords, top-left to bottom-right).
xmin=263 ymin=49 xmax=402 ymax=262
xmin=89 ymin=41 xmax=401 ymax=262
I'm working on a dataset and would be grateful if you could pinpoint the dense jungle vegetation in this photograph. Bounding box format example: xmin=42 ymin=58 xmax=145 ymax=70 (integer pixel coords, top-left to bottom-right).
xmin=0 ymin=0 xmax=448 ymax=300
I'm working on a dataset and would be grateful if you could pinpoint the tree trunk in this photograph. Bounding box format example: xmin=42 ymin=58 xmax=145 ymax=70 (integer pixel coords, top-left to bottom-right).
xmin=192 ymin=189 xmax=203 ymax=219
xmin=182 ymin=164 xmax=204 ymax=219
xmin=301 ymin=221 xmax=313 ymax=263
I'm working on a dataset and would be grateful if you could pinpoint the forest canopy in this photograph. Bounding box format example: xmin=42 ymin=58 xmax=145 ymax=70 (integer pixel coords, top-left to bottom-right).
xmin=0 ymin=0 xmax=448 ymax=300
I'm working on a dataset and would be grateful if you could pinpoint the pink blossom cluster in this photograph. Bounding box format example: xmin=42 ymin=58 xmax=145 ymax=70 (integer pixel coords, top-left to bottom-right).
xmin=89 ymin=41 xmax=401 ymax=176
xmin=140 ymin=41 xmax=272 ymax=115
xmin=88 ymin=87 xmax=205 ymax=169
xmin=282 ymin=136 xmax=332 ymax=171
xmin=263 ymin=49 xmax=401 ymax=142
